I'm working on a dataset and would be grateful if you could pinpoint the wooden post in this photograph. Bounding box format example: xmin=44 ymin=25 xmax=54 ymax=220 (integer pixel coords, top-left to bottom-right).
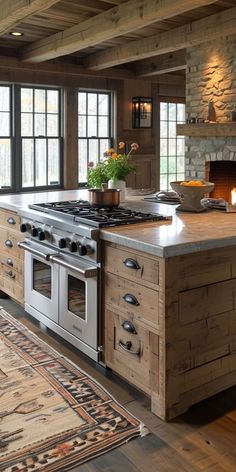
xmin=64 ymin=87 xmax=78 ymax=189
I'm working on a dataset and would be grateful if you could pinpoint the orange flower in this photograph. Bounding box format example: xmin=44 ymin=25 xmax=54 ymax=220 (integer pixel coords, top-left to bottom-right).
xmin=118 ymin=142 xmax=125 ymax=149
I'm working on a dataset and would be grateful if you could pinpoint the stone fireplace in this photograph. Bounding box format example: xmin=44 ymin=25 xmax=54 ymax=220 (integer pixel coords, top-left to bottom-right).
xmin=185 ymin=35 xmax=236 ymax=201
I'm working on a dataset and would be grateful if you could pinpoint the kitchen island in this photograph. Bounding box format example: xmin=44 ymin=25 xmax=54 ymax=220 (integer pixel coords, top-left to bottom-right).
xmin=0 ymin=190 xmax=235 ymax=420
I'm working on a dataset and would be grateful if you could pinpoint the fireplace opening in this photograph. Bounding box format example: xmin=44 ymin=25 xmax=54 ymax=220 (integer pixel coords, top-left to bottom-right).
xmin=205 ymin=161 xmax=236 ymax=202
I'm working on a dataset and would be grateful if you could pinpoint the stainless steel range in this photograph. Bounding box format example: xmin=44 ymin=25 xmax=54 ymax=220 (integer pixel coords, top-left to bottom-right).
xmin=18 ymin=200 xmax=171 ymax=361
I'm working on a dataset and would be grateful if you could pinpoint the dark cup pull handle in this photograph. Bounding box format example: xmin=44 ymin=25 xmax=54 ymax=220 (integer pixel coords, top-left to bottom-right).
xmin=121 ymin=320 xmax=137 ymax=334
xmin=123 ymin=258 xmax=140 ymax=270
xmin=5 ymin=240 xmax=13 ymax=248
xmin=5 ymin=270 xmax=15 ymax=279
xmin=119 ymin=340 xmax=140 ymax=356
xmin=7 ymin=217 xmax=16 ymax=225
xmin=6 ymin=258 xmax=13 ymax=267
xmin=123 ymin=293 xmax=140 ymax=306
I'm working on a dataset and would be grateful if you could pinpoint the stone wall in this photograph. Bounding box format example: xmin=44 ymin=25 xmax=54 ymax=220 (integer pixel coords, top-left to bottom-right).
xmin=185 ymin=35 xmax=236 ymax=179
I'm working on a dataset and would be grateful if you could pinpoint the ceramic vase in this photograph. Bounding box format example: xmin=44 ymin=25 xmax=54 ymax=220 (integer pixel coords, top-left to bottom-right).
xmin=108 ymin=179 xmax=126 ymax=203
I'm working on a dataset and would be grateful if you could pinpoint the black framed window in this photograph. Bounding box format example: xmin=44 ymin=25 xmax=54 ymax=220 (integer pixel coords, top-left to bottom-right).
xmin=0 ymin=84 xmax=63 ymax=193
xmin=78 ymin=91 xmax=112 ymax=185
xmin=160 ymin=101 xmax=185 ymax=191
xmin=0 ymin=85 xmax=12 ymax=190
xmin=20 ymin=86 xmax=62 ymax=189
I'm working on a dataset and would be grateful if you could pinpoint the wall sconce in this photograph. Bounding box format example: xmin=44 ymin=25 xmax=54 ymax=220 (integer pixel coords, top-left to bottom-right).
xmin=132 ymin=97 xmax=153 ymax=128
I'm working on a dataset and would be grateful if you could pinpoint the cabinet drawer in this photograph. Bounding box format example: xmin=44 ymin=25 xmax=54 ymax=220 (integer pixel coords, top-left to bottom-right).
xmin=105 ymin=308 xmax=159 ymax=394
xmin=0 ymin=209 xmax=21 ymax=231
xmin=104 ymin=244 xmax=159 ymax=288
xmin=0 ymin=266 xmax=24 ymax=304
xmin=105 ymin=273 xmax=159 ymax=329
xmin=0 ymin=252 xmax=23 ymax=274
xmin=0 ymin=228 xmax=23 ymax=259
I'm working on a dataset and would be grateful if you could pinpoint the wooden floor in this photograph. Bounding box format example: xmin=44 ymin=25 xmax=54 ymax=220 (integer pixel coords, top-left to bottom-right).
xmin=1 ymin=297 xmax=236 ymax=472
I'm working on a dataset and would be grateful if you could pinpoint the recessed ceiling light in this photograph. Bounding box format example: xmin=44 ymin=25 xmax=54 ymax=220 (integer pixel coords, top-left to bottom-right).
xmin=9 ymin=31 xmax=24 ymax=37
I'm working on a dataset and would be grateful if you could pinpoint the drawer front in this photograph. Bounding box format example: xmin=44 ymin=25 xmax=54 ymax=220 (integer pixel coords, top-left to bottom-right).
xmin=0 ymin=209 xmax=21 ymax=232
xmin=105 ymin=273 xmax=159 ymax=329
xmin=0 ymin=266 xmax=24 ymax=303
xmin=0 ymin=228 xmax=23 ymax=259
xmin=105 ymin=309 xmax=159 ymax=394
xmin=104 ymin=244 xmax=159 ymax=287
xmin=0 ymin=252 xmax=23 ymax=274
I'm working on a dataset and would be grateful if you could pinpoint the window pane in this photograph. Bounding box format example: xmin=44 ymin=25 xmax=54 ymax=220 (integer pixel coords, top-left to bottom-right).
xmin=0 ymin=139 xmax=11 ymax=188
xmin=98 ymin=116 xmax=108 ymax=137
xmin=100 ymin=139 xmax=109 ymax=159
xmin=89 ymin=139 xmax=98 ymax=164
xmin=160 ymin=174 xmax=167 ymax=191
xmin=177 ymin=138 xmax=185 ymax=156
xmin=178 ymin=156 xmax=185 ymax=172
xmin=35 ymin=113 xmax=46 ymax=136
xmin=78 ymin=139 xmax=87 ymax=183
xmin=160 ymin=139 xmax=167 ymax=156
xmin=99 ymin=94 xmax=108 ymax=115
xmin=169 ymin=155 xmax=176 ymax=173
xmin=88 ymin=94 xmax=97 ymax=115
xmin=0 ymin=87 xmax=10 ymax=112
xmin=21 ymin=113 xmax=33 ymax=136
xmin=169 ymin=139 xmax=176 ymax=156
xmin=48 ymin=139 xmax=59 ymax=184
xmin=21 ymin=88 xmax=33 ymax=112
xmin=47 ymin=114 xmax=58 ymax=136
xmin=78 ymin=92 xmax=86 ymax=115
xmin=160 ymin=156 xmax=167 ymax=174
xmin=47 ymin=90 xmax=58 ymax=113
xmin=0 ymin=112 xmax=10 ymax=135
xmin=169 ymin=121 xmax=176 ymax=138
xmin=160 ymin=102 xmax=167 ymax=121
xmin=160 ymin=121 xmax=167 ymax=138
xmin=79 ymin=115 xmax=86 ymax=137
xmin=35 ymin=89 xmax=45 ymax=113
xmin=35 ymin=139 xmax=47 ymax=186
xmin=88 ymin=115 xmax=97 ymax=137
xmin=177 ymin=104 xmax=185 ymax=123
xmin=22 ymin=139 xmax=34 ymax=187
xmin=168 ymin=103 xmax=176 ymax=121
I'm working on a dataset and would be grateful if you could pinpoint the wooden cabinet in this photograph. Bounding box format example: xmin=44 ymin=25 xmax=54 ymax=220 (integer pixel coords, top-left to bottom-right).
xmin=103 ymin=242 xmax=164 ymax=410
xmin=103 ymin=241 xmax=236 ymax=421
xmin=0 ymin=208 xmax=24 ymax=304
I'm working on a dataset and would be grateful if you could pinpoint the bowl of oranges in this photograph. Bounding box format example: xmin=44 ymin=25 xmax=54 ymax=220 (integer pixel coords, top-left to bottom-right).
xmin=170 ymin=180 xmax=214 ymax=212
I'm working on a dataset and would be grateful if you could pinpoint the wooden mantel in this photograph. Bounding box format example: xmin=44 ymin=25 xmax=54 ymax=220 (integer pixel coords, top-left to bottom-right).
xmin=177 ymin=122 xmax=236 ymax=137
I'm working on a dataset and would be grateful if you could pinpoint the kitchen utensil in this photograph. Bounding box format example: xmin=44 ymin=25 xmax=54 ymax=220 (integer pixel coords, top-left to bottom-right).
xmin=88 ymin=185 xmax=120 ymax=207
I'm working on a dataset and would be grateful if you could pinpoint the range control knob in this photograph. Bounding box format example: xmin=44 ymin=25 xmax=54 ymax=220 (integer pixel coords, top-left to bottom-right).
xmin=68 ymin=241 xmax=77 ymax=253
xmin=58 ymin=238 xmax=66 ymax=249
xmin=20 ymin=223 xmax=27 ymax=232
xmin=31 ymin=227 xmax=38 ymax=237
xmin=78 ymin=244 xmax=87 ymax=256
xmin=38 ymin=231 xmax=45 ymax=241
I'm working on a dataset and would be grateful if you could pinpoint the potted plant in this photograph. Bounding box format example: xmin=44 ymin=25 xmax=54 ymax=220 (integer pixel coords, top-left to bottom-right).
xmin=87 ymin=161 xmax=109 ymax=188
xmin=105 ymin=142 xmax=139 ymax=201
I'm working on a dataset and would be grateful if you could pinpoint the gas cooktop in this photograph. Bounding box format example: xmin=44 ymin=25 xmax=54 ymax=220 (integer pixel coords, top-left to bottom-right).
xmin=29 ymin=200 xmax=171 ymax=228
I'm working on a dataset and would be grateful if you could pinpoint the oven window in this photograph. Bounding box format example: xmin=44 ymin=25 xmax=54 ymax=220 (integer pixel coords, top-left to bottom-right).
xmin=68 ymin=275 xmax=86 ymax=320
xmin=33 ymin=259 xmax=51 ymax=299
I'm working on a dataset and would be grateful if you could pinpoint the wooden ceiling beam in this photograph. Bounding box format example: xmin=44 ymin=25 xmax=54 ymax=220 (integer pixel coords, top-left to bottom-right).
xmin=20 ymin=0 xmax=218 ymax=63
xmin=0 ymin=0 xmax=60 ymax=35
xmin=84 ymin=5 xmax=236 ymax=70
xmin=131 ymin=50 xmax=186 ymax=77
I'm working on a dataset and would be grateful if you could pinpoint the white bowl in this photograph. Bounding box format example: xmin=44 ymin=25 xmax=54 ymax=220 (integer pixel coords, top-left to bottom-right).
xmin=170 ymin=181 xmax=215 ymax=212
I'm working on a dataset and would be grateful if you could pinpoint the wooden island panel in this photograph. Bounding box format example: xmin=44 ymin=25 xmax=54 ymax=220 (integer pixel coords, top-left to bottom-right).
xmin=103 ymin=241 xmax=236 ymax=421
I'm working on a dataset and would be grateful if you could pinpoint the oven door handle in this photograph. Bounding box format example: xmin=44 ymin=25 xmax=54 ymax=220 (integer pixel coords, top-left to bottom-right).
xmin=49 ymin=255 xmax=97 ymax=278
xmin=18 ymin=241 xmax=55 ymax=261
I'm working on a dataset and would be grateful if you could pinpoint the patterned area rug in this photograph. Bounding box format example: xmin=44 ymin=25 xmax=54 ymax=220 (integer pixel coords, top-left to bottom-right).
xmin=0 ymin=308 xmax=147 ymax=471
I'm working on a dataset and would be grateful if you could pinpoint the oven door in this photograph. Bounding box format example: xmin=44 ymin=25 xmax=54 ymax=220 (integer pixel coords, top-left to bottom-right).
xmin=20 ymin=240 xmax=59 ymax=322
xmin=53 ymin=254 xmax=98 ymax=350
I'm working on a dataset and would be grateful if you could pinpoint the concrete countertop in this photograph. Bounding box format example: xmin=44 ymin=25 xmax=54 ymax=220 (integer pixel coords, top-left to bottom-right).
xmin=1 ymin=189 xmax=236 ymax=257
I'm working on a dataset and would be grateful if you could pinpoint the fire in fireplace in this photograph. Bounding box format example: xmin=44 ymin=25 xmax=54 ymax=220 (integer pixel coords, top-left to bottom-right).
xmin=205 ymin=161 xmax=236 ymax=203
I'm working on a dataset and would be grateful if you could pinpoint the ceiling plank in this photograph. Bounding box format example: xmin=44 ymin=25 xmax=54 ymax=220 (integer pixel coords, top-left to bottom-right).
xmin=20 ymin=0 xmax=218 ymax=63
xmin=132 ymin=50 xmax=186 ymax=77
xmin=0 ymin=0 xmax=61 ymax=35
xmin=84 ymin=5 xmax=236 ymax=69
